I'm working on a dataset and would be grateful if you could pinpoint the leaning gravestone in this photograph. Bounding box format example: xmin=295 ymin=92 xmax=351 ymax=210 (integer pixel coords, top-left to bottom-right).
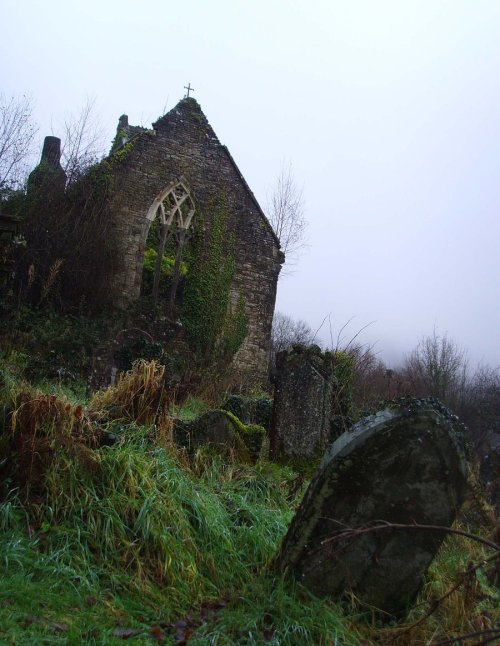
xmin=275 ymin=398 xmax=468 ymax=616
xmin=270 ymin=344 xmax=336 ymax=460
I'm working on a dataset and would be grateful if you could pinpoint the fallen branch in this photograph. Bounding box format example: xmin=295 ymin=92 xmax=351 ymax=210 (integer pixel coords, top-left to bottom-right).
xmin=314 ymin=520 xmax=499 ymax=639
xmin=432 ymin=626 xmax=500 ymax=645
xmin=320 ymin=520 xmax=500 ymax=552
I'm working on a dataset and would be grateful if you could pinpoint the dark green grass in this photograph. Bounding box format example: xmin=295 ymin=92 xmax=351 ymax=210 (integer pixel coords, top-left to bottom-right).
xmin=0 ymin=369 xmax=497 ymax=645
xmin=0 ymin=428 xmax=361 ymax=645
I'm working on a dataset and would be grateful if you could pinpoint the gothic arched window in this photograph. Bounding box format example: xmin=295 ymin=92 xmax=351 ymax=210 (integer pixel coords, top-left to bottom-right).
xmin=145 ymin=179 xmax=195 ymax=311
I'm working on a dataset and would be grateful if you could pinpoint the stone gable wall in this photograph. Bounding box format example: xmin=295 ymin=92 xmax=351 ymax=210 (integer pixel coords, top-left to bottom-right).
xmin=106 ymin=98 xmax=283 ymax=379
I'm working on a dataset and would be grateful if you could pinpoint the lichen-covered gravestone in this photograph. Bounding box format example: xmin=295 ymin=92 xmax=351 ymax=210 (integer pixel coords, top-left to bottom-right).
xmin=270 ymin=345 xmax=335 ymax=461
xmin=173 ymin=410 xmax=265 ymax=462
xmin=222 ymin=394 xmax=273 ymax=432
xmin=275 ymin=399 xmax=468 ymax=616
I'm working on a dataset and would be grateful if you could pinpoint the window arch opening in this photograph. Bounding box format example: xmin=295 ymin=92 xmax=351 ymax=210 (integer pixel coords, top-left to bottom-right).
xmin=142 ymin=180 xmax=196 ymax=313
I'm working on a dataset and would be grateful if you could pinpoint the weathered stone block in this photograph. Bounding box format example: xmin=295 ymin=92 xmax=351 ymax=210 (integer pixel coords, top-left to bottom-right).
xmin=173 ymin=410 xmax=265 ymax=462
xmin=222 ymin=394 xmax=273 ymax=431
xmin=270 ymin=344 xmax=336 ymax=461
xmin=275 ymin=398 xmax=468 ymax=616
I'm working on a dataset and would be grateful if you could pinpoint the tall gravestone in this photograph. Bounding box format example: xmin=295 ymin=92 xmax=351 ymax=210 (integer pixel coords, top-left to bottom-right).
xmin=275 ymin=399 xmax=468 ymax=616
xmin=270 ymin=345 xmax=336 ymax=460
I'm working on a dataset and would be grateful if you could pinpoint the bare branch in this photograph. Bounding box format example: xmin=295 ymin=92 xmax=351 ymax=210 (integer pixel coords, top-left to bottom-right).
xmin=0 ymin=93 xmax=38 ymax=190
xmin=59 ymin=97 xmax=106 ymax=185
xmin=311 ymin=312 xmax=330 ymax=344
xmin=319 ymin=520 xmax=500 ymax=552
xmin=315 ymin=520 xmax=500 ymax=638
xmin=267 ymin=160 xmax=307 ymax=270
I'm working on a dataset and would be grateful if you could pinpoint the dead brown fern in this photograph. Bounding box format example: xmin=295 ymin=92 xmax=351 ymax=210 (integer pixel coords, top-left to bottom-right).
xmin=4 ymin=385 xmax=101 ymax=500
xmin=89 ymin=359 xmax=172 ymax=425
xmin=39 ymin=258 xmax=64 ymax=303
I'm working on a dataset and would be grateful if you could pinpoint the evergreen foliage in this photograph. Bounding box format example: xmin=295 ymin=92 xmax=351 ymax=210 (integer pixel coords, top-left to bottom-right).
xmin=181 ymin=204 xmax=248 ymax=365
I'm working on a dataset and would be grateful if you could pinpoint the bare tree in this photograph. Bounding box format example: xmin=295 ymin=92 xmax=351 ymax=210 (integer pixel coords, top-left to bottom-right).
xmin=267 ymin=161 xmax=307 ymax=269
xmin=59 ymin=97 xmax=106 ymax=185
xmin=271 ymin=311 xmax=315 ymax=365
xmin=461 ymin=364 xmax=500 ymax=448
xmin=0 ymin=93 xmax=38 ymax=191
xmin=402 ymin=330 xmax=469 ymax=407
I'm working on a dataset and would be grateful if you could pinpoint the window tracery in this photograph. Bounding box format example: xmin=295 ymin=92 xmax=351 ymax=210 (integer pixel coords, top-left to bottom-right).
xmin=145 ymin=180 xmax=196 ymax=310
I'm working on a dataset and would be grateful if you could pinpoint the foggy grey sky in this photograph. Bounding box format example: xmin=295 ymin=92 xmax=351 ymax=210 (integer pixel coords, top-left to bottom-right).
xmin=2 ymin=0 xmax=500 ymax=368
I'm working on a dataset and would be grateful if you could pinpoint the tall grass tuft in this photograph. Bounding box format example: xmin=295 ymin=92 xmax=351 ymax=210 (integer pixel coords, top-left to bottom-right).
xmin=89 ymin=359 xmax=170 ymax=425
xmin=2 ymin=384 xmax=101 ymax=500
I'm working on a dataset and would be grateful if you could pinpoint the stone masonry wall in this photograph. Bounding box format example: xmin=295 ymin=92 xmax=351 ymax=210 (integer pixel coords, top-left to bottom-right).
xmin=105 ymin=98 xmax=283 ymax=380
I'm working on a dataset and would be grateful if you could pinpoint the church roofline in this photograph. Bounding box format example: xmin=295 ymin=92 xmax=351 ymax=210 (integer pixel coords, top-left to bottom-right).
xmin=219 ymin=143 xmax=281 ymax=249
xmin=153 ymin=98 xmax=282 ymax=250
xmin=114 ymin=97 xmax=282 ymax=252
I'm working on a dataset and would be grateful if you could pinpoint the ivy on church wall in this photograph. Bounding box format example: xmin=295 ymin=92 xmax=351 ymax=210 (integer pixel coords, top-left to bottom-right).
xmin=181 ymin=202 xmax=248 ymax=365
xmin=104 ymin=98 xmax=283 ymax=380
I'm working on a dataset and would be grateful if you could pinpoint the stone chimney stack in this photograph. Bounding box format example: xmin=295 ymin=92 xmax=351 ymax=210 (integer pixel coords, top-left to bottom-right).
xmin=41 ymin=136 xmax=63 ymax=167
xmin=27 ymin=135 xmax=66 ymax=196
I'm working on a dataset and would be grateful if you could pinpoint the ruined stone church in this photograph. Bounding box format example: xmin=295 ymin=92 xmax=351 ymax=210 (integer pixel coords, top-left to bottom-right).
xmin=103 ymin=97 xmax=283 ymax=378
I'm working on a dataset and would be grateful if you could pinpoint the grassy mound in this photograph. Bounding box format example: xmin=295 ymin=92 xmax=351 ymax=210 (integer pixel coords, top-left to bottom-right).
xmin=1 ymin=424 xmax=356 ymax=643
xmin=0 ymin=362 xmax=498 ymax=644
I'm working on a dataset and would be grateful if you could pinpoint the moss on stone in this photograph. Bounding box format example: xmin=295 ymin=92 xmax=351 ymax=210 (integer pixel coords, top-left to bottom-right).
xmin=109 ymin=132 xmax=147 ymax=167
xmin=222 ymin=394 xmax=273 ymax=431
xmin=173 ymin=410 xmax=252 ymax=463
xmin=276 ymin=450 xmax=324 ymax=478
xmin=110 ymin=141 xmax=135 ymax=166
xmin=218 ymin=409 xmax=265 ymax=461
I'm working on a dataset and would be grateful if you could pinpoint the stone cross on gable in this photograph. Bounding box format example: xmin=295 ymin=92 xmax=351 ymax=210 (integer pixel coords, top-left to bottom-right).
xmin=184 ymin=83 xmax=194 ymax=98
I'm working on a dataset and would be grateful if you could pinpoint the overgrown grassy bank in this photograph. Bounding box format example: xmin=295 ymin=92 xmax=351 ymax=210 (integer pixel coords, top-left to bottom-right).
xmin=0 ymin=412 xmax=357 ymax=643
xmin=0 ymin=361 xmax=498 ymax=644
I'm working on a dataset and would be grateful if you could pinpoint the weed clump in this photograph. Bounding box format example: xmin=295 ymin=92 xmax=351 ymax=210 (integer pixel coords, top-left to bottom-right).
xmin=1 ymin=385 xmax=101 ymax=501
xmin=89 ymin=359 xmax=171 ymax=425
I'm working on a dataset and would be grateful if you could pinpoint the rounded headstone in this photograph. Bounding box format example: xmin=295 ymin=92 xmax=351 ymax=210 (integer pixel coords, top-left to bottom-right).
xmin=275 ymin=399 xmax=468 ymax=616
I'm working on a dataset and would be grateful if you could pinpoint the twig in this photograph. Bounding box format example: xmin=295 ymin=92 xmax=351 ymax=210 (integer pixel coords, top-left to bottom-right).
xmin=432 ymin=627 xmax=500 ymax=645
xmin=388 ymin=552 xmax=500 ymax=639
xmin=311 ymin=313 xmax=330 ymax=344
xmin=343 ymin=320 xmax=376 ymax=352
xmin=116 ymin=327 xmax=155 ymax=342
xmin=335 ymin=316 xmax=355 ymax=351
xmin=313 ymin=519 xmax=500 ymax=638
xmin=319 ymin=520 xmax=500 ymax=552
xmin=319 ymin=521 xmax=500 ymax=640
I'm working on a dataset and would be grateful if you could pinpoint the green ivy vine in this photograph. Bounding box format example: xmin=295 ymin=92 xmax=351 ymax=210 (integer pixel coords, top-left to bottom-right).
xmin=181 ymin=201 xmax=248 ymax=365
